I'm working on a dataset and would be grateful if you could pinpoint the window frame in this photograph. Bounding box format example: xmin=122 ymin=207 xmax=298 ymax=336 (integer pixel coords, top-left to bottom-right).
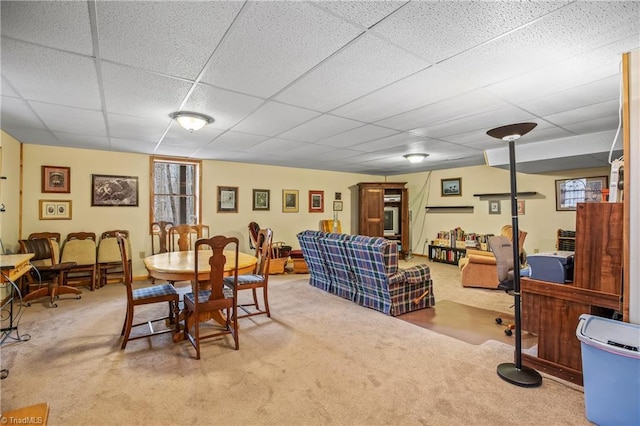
xmin=149 ymin=156 xmax=202 ymax=230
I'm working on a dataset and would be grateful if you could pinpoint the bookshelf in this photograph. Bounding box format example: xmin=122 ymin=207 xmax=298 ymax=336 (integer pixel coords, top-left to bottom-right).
xmin=556 ymin=229 xmax=576 ymax=251
xmin=428 ymin=245 xmax=467 ymax=265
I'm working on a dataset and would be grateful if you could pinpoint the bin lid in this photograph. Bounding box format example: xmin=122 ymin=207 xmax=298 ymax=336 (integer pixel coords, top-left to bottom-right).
xmin=576 ymin=314 xmax=640 ymax=358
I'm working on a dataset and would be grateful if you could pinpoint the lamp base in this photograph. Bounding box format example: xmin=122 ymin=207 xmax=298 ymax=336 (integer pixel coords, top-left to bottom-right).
xmin=497 ymin=363 xmax=543 ymax=387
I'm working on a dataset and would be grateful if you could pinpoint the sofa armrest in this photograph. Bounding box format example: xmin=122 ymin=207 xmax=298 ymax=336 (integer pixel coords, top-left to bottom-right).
xmin=401 ymin=264 xmax=431 ymax=284
xmin=467 ymin=254 xmax=496 ymax=266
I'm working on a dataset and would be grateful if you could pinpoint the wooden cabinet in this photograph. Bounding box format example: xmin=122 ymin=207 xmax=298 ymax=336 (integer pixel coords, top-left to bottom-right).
xmin=357 ymin=182 xmax=409 ymax=257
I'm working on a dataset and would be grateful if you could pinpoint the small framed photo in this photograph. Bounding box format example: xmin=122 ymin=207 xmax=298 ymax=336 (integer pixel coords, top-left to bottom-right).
xmin=308 ymin=190 xmax=324 ymax=213
xmin=517 ymin=200 xmax=525 ymax=215
xmin=282 ymin=189 xmax=299 ymax=213
xmin=441 ymin=177 xmax=461 ymax=196
xmin=39 ymin=199 xmax=72 ymax=220
xmin=91 ymin=174 xmax=138 ymax=206
xmin=333 ymin=200 xmax=343 ymax=211
xmin=488 ymin=200 xmax=501 ymax=215
xmin=252 ymin=189 xmax=270 ymax=211
xmin=41 ymin=165 xmax=70 ymax=193
xmin=218 ymin=186 xmax=238 ymax=213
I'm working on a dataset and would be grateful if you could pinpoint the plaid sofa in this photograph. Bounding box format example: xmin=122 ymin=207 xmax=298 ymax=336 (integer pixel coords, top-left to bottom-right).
xmin=297 ymin=230 xmax=434 ymax=316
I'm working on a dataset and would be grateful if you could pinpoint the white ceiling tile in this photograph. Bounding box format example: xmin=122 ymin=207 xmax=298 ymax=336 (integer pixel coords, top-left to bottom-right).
xmin=278 ymin=114 xmax=363 ymax=142
xmin=1 ymin=1 xmax=93 ymax=54
xmin=563 ymin=116 xmax=621 ymax=135
xmin=110 ymin=137 xmax=157 ymax=155
xmin=182 ymin=84 xmax=264 ymax=130
xmin=232 ymin=102 xmax=320 ymax=137
xmin=313 ymin=1 xmax=406 ymax=28
xmin=371 ymin=1 xmax=571 ymax=63
xmin=200 ymin=1 xmax=362 ymax=98
xmin=276 ymin=33 xmax=429 ymax=111
xmin=1 ymin=97 xmax=46 ymax=129
xmin=161 ymin=125 xmax=224 ymax=148
xmin=30 ymin=102 xmax=106 ymax=136
xmin=1 ymin=77 xmax=19 ymax=98
xmin=107 ymin=113 xmax=168 ymax=143
xmin=202 ymin=131 xmax=270 ymax=152
xmin=96 ymin=1 xmax=243 ymax=79
xmin=101 ymin=62 xmax=192 ymax=118
xmin=333 ymin=66 xmax=475 ymax=122
xmin=52 ymin=132 xmax=110 ymax=150
xmin=543 ymin=99 xmax=620 ymax=127
xmin=1 ymin=128 xmax=60 ymax=146
xmin=248 ymin=138 xmax=310 ymax=155
xmin=1 ymin=39 xmax=101 ymax=109
xmin=351 ymin=133 xmax=428 ymax=153
xmin=316 ymin=124 xmax=398 ymax=148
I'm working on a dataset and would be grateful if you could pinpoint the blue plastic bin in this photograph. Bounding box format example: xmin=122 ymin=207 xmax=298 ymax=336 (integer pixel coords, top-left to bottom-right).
xmin=576 ymin=314 xmax=640 ymax=426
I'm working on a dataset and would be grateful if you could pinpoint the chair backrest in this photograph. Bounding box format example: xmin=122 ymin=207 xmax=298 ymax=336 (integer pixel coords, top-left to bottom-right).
xmin=98 ymin=230 xmax=130 ymax=263
xmin=150 ymin=221 xmax=174 ymax=254
xmin=116 ymin=232 xmax=134 ymax=302
xmin=500 ymin=225 xmax=527 ymax=252
xmin=194 ymin=236 xmax=239 ymax=303
xmin=488 ymin=235 xmax=514 ymax=283
xmin=248 ymin=222 xmax=260 ymax=249
xmin=61 ymin=232 xmax=97 ymax=265
xmin=168 ymin=224 xmax=195 ymax=252
xmin=253 ymin=228 xmax=273 ymax=277
xmin=320 ymin=220 xmax=342 ymax=233
xmin=191 ymin=224 xmax=210 ymax=239
xmin=19 ymin=238 xmax=56 ymax=264
xmin=28 ymin=232 xmax=61 ymax=263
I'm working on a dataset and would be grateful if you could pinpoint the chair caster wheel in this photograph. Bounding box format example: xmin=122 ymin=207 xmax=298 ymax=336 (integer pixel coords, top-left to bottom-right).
xmin=50 ymin=303 xmax=58 ymax=308
xmin=505 ymin=329 xmax=513 ymax=336
xmin=495 ymin=318 xmax=502 ymax=324
xmin=25 ymin=302 xmax=31 ymax=307
xmin=76 ymin=295 xmax=82 ymax=299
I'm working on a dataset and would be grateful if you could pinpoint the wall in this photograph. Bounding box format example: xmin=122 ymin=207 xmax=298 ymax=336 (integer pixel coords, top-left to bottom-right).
xmin=0 ymin=132 xmax=22 ymax=253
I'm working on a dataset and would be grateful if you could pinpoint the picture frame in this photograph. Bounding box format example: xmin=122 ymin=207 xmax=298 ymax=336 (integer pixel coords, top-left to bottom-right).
xmin=252 ymin=189 xmax=270 ymax=211
xmin=488 ymin=200 xmax=501 ymax=215
xmin=39 ymin=199 xmax=72 ymax=220
xmin=517 ymin=200 xmax=525 ymax=215
xmin=41 ymin=165 xmax=70 ymax=193
xmin=91 ymin=174 xmax=138 ymax=206
xmin=282 ymin=189 xmax=299 ymax=213
xmin=333 ymin=200 xmax=343 ymax=212
xmin=555 ymin=176 xmax=608 ymax=211
xmin=308 ymin=190 xmax=324 ymax=213
xmin=441 ymin=177 xmax=462 ymax=196
xmin=217 ymin=186 xmax=238 ymax=213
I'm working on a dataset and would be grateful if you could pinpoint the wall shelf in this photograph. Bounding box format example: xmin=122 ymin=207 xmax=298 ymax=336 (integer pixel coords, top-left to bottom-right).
xmin=425 ymin=206 xmax=474 ymax=213
xmin=473 ymin=191 xmax=539 ymax=200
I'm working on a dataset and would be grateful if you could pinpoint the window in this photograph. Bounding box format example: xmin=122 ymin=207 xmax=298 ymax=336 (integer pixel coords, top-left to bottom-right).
xmin=151 ymin=156 xmax=201 ymax=226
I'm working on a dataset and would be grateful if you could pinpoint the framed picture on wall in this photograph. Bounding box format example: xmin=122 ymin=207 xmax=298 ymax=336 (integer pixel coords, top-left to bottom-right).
xmin=308 ymin=190 xmax=324 ymax=213
xmin=91 ymin=174 xmax=138 ymax=206
xmin=39 ymin=199 xmax=72 ymax=220
xmin=218 ymin=186 xmax=238 ymax=213
xmin=555 ymin=176 xmax=608 ymax=211
xmin=488 ymin=200 xmax=501 ymax=215
xmin=282 ymin=189 xmax=299 ymax=213
xmin=441 ymin=177 xmax=461 ymax=196
xmin=41 ymin=165 xmax=70 ymax=193
xmin=252 ymin=189 xmax=270 ymax=211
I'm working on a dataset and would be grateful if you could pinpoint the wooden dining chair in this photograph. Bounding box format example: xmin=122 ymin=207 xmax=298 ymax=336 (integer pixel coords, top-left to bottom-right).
xmin=183 ymin=235 xmax=239 ymax=359
xmin=150 ymin=221 xmax=173 ymax=255
xmin=116 ymin=233 xmax=179 ymax=349
xmin=60 ymin=232 xmax=97 ymax=291
xmin=97 ymin=230 xmax=131 ymax=288
xmin=224 ymin=228 xmax=273 ymax=319
xmin=168 ymin=224 xmax=195 ymax=252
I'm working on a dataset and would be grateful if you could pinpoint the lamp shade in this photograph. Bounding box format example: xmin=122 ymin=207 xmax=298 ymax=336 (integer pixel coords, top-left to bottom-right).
xmin=169 ymin=111 xmax=214 ymax=132
xmin=403 ymin=153 xmax=429 ymax=163
xmin=486 ymin=123 xmax=537 ymax=141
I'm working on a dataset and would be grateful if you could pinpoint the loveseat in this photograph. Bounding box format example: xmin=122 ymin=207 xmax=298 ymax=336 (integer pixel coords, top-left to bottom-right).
xmin=458 ymin=249 xmax=500 ymax=289
xmin=297 ymin=230 xmax=434 ymax=316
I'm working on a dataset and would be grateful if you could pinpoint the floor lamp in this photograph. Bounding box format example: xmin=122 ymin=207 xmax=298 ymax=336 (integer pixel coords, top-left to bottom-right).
xmin=486 ymin=122 xmax=543 ymax=388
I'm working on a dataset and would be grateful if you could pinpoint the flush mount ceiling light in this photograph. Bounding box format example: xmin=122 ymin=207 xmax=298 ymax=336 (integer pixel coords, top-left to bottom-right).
xmin=169 ymin=111 xmax=214 ymax=132
xmin=403 ymin=153 xmax=429 ymax=163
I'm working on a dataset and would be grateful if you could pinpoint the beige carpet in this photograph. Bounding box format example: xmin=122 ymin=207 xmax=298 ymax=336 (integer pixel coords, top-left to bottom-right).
xmin=0 ymin=259 xmax=589 ymax=425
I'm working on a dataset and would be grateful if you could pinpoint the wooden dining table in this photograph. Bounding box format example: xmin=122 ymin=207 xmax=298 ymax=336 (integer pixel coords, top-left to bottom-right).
xmin=143 ymin=250 xmax=257 ymax=342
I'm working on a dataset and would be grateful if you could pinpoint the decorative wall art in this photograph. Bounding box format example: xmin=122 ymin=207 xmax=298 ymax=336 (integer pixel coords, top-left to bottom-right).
xmin=282 ymin=189 xmax=299 ymax=213
xmin=41 ymin=165 xmax=70 ymax=193
xmin=39 ymin=199 xmax=72 ymax=220
xmin=308 ymin=190 xmax=324 ymax=213
xmin=488 ymin=200 xmax=501 ymax=215
xmin=217 ymin=186 xmax=238 ymax=213
xmin=333 ymin=200 xmax=343 ymax=211
xmin=441 ymin=178 xmax=462 ymax=196
xmin=555 ymin=176 xmax=608 ymax=211
xmin=517 ymin=200 xmax=525 ymax=215
xmin=252 ymin=189 xmax=270 ymax=211
xmin=91 ymin=174 xmax=138 ymax=206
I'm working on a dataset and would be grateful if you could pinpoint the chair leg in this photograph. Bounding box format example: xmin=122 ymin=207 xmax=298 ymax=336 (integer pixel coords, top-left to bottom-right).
xmin=121 ymin=305 xmax=134 ymax=349
xmin=262 ymin=286 xmax=270 ymax=318
xmin=251 ymin=288 xmax=259 ymax=309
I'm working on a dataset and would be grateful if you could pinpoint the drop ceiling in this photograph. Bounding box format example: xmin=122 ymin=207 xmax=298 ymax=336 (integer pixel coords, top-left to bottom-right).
xmin=1 ymin=1 xmax=637 ymax=175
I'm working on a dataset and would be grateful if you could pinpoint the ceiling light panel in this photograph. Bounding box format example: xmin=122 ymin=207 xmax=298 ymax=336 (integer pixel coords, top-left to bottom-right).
xmin=1 ymin=1 xmax=93 ymax=54
xmin=232 ymin=101 xmax=320 ymax=137
xmin=200 ymin=1 xmax=362 ymax=98
xmin=275 ymin=33 xmax=429 ymax=111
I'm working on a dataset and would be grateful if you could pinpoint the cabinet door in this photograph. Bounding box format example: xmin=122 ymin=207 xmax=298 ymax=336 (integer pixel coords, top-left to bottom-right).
xmin=359 ymin=187 xmax=384 ymax=237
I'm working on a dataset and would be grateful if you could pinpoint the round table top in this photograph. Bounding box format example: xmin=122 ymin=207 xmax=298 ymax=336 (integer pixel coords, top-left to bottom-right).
xmin=143 ymin=250 xmax=257 ymax=281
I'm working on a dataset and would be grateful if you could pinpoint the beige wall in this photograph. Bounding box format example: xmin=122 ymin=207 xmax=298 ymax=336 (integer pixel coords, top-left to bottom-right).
xmin=0 ymin=130 xmax=610 ymax=278
xmin=0 ymin=132 xmax=22 ymax=253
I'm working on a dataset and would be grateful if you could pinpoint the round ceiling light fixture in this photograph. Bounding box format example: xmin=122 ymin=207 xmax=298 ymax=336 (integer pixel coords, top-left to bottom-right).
xmin=403 ymin=153 xmax=429 ymax=163
xmin=169 ymin=111 xmax=214 ymax=132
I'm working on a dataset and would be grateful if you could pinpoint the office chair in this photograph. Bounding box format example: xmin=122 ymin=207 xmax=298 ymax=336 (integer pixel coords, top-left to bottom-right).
xmin=488 ymin=235 xmax=516 ymax=336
